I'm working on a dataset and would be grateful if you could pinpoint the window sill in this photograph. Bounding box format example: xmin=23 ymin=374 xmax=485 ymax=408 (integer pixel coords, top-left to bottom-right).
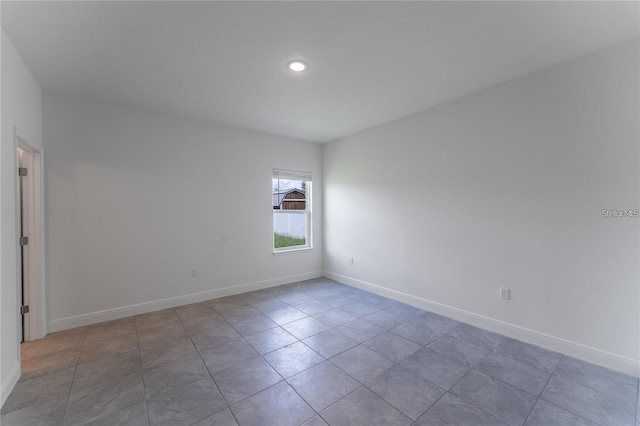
xmin=273 ymin=246 xmax=313 ymax=255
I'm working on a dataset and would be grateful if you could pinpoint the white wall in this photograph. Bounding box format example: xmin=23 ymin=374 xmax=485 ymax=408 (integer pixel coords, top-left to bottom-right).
xmin=1 ymin=29 xmax=43 ymax=406
xmin=323 ymin=39 xmax=639 ymax=375
xmin=43 ymin=93 xmax=322 ymax=330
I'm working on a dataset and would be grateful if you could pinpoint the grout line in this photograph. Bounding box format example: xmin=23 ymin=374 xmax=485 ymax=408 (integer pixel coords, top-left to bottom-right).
xmin=404 ymin=330 xmax=509 ymax=424
xmin=203 ymin=287 xmax=368 ymax=423
xmin=218 ymin=294 xmax=325 ymax=417
xmin=444 ymin=370 xmax=514 ymax=426
xmin=58 ymin=351 xmax=82 ymax=426
xmin=56 ymin=326 xmax=88 ymax=426
xmin=135 ymin=306 xmax=168 ymax=425
xmin=522 ymin=353 xmax=564 ymax=425
xmin=532 ymin=355 xmax=607 ymax=426
xmin=177 ymin=304 xmax=244 ymax=426
xmin=315 ymin=385 xmax=365 ymax=422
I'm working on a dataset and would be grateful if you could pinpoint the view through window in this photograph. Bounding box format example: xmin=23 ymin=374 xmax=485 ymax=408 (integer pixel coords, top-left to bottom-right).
xmin=273 ymin=169 xmax=311 ymax=251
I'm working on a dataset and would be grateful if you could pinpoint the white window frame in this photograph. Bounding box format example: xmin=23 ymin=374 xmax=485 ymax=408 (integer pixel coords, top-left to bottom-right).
xmin=273 ymin=169 xmax=312 ymax=253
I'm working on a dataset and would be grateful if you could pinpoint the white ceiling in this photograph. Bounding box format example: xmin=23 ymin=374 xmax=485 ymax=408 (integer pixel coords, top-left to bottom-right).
xmin=2 ymin=1 xmax=638 ymax=143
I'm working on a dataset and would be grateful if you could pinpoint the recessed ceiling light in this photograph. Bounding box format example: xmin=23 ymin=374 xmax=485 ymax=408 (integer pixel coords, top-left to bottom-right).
xmin=288 ymin=60 xmax=306 ymax=72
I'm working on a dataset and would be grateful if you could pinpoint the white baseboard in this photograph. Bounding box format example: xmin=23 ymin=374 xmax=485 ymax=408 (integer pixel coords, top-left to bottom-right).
xmin=47 ymin=271 xmax=323 ymax=333
xmin=324 ymin=271 xmax=640 ymax=378
xmin=1 ymin=362 xmax=21 ymax=408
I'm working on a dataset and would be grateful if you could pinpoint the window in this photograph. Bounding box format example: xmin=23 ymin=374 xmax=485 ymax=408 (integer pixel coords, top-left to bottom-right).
xmin=273 ymin=169 xmax=312 ymax=251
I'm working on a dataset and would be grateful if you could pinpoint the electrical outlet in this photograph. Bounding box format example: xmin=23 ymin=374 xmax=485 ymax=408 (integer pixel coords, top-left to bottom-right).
xmin=191 ymin=269 xmax=198 ymax=278
xmin=349 ymin=258 xmax=354 ymax=266
xmin=499 ymin=287 xmax=510 ymax=300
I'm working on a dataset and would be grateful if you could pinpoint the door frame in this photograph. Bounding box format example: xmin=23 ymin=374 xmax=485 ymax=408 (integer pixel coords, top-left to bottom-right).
xmin=15 ymin=129 xmax=45 ymax=341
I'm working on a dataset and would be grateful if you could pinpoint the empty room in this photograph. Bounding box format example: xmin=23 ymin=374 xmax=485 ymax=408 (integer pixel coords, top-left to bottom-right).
xmin=1 ymin=1 xmax=638 ymax=425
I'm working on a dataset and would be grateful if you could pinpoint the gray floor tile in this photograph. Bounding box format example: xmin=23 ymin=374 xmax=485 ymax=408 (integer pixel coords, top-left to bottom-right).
xmin=524 ymin=399 xmax=598 ymax=426
xmin=139 ymin=334 xmax=197 ymax=369
xmin=143 ymin=353 xmax=209 ymax=399
xmin=244 ymin=291 xmax=278 ymax=306
xmin=230 ymin=315 xmax=278 ymax=337
xmin=446 ymin=324 xmax=506 ymax=351
xmin=70 ymin=350 xmax=141 ymax=395
xmin=336 ymin=319 xmax=385 ymax=343
xmin=399 ymin=348 xmax=470 ymax=390
xmin=554 ymin=356 xmax=638 ymax=404
xmin=86 ymin=317 xmax=135 ymax=338
xmin=287 ymin=361 xmax=360 ymax=411
xmin=230 ymin=381 xmax=315 ymax=426
xmin=211 ymin=299 xmax=251 ymax=314
xmin=330 ymin=345 xmax=394 ymax=383
xmin=302 ymin=415 xmax=329 ymax=426
xmin=391 ymin=317 xmax=440 ymax=346
xmin=66 ymin=353 xmax=143 ymax=419
xmin=312 ymin=309 xmax=357 ymax=327
xmin=67 ymin=400 xmax=149 ymax=426
xmin=422 ymin=312 xmax=462 ymax=333
xmin=383 ymin=303 xmax=424 ymax=321
xmin=199 ymin=336 xmax=259 ymax=374
xmin=20 ymin=346 xmax=80 ymax=381
xmin=282 ymin=317 xmax=331 ymax=340
xmin=276 ymin=291 xmax=314 ymax=305
xmin=181 ymin=312 xmax=230 ymax=335
xmin=318 ymin=294 xmax=354 ymax=308
xmin=263 ymin=342 xmax=325 ymax=378
xmin=147 ymin=377 xmax=227 ymax=426
xmin=303 ymin=329 xmax=358 ymax=358
xmin=340 ymin=287 xmax=372 ymax=300
xmin=135 ymin=309 xmax=180 ymax=331
xmin=365 ymin=365 xmax=445 ymax=420
xmin=296 ymin=300 xmax=332 ymax=316
xmin=477 ymin=352 xmax=551 ymax=396
xmin=415 ymin=393 xmax=507 ymax=426
xmin=264 ymin=306 xmax=308 ymax=325
xmin=191 ymin=324 xmax=240 ymax=352
xmin=250 ymin=298 xmax=290 ymax=314
xmin=1 ymin=395 xmax=69 ymax=426
xmin=9 ymin=282 xmax=633 ymax=426
xmin=450 ymin=370 xmax=537 ymax=426
xmin=541 ymin=374 xmax=636 ymax=426
xmin=192 ymin=408 xmax=238 ymax=426
xmin=1 ymin=367 xmax=75 ymax=426
xmin=364 ymin=331 xmax=422 ymax=363
xmin=78 ymin=331 xmax=139 ymax=363
xmin=361 ymin=310 xmax=406 ymax=329
xmin=427 ymin=334 xmax=491 ymax=366
xmin=264 ymin=286 xmax=294 ymax=296
xmin=64 ymin=371 xmax=145 ymax=425
xmin=175 ymin=302 xmax=219 ymax=322
xmin=221 ymin=307 xmax=265 ymax=324
xmin=319 ymin=387 xmax=412 ymax=426
xmin=137 ymin=321 xmax=187 ymax=348
xmin=302 ymin=287 xmax=341 ymax=300
xmin=339 ymin=301 xmax=379 ymax=318
xmin=244 ymin=327 xmax=298 ymax=354
xmin=286 ymin=281 xmax=315 ymax=293
xmin=21 ymin=327 xmax=87 ymax=359
xmin=494 ymin=339 xmax=562 ymax=374
xmin=212 ymin=357 xmax=282 ymax=405
xmin=360 ymin=294 xmax=400 ymax=310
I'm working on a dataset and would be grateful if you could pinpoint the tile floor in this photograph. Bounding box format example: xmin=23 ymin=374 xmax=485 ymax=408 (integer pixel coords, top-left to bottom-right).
xmin=1 ymin=278 xmax=638 ymax=426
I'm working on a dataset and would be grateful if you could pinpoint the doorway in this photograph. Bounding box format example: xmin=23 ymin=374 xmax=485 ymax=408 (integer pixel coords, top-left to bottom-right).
xmin=16 ymin=137 xmax=45 ymax=342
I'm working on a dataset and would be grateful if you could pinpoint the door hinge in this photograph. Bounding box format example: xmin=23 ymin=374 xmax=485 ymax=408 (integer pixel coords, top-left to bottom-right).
xmin=18 ymin=167 xmax=28 ymax=177
xmin=20 ymin=305 xmax=29 ymax=315
xmin=19 ymin=236 xmax=29 ymax=246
